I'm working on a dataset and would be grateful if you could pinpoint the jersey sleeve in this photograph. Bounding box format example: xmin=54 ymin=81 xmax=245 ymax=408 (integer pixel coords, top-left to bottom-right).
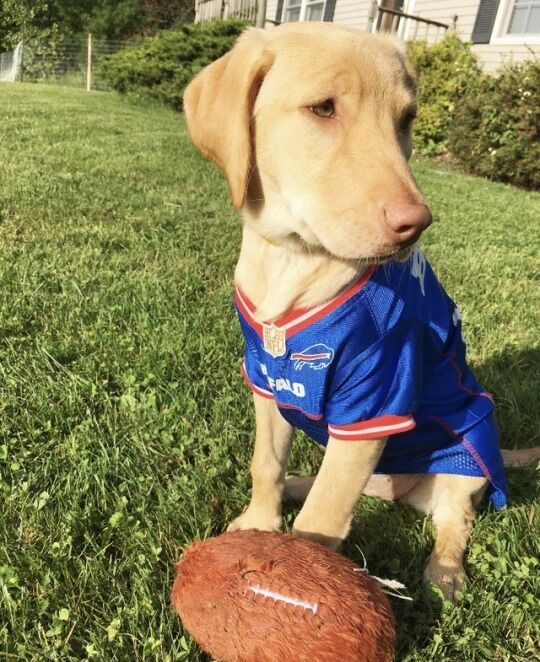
xmin=325 ymin=324 xmax=423 ymax=441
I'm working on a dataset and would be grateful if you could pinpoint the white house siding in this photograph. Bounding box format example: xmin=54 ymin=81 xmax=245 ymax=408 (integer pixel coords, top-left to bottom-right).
xmin=266 ymin=0 xmax=372 ymax=28
xmin=332 ymin=0 xmax=372 ymax=30
xmin=411 ymin=0 xmax=477 ymax=37
xmin=470 ymin=41 xmax=540 ymax=71
xmin=262 ymin=1 xmax=539 ymax=72
xmin=410 ymin=0 xmax=540 ymax=72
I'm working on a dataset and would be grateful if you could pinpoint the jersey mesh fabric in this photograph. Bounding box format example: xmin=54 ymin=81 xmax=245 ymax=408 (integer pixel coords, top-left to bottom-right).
xmin=235 ymin=250 xmax=507 ymax=509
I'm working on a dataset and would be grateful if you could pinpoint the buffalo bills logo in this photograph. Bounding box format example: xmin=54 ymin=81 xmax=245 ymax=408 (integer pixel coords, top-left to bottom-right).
xmin=290 ymin=344 xmax=334 ymax=371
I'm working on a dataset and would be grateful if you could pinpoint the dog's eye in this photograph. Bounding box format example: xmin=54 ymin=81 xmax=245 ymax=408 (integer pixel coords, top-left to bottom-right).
xmin=310 ymin=99 xmax=335 ymax=119
xmin=399 ymin=108 xmax=417 ymax=132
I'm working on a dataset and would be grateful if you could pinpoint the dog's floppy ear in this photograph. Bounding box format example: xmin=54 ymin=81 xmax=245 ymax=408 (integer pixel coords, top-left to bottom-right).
xmin=183 ymin=29 xmax=273 ymax=210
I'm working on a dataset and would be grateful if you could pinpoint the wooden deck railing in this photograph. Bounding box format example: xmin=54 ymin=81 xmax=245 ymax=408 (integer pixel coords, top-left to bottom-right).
xmin=195 ymin=0 xmax=258 ymax=23
xmin=372 ymin=5 xmax=456 ymax=42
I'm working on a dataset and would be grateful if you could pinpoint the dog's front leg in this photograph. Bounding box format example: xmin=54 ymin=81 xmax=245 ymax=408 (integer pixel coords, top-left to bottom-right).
xmin=292 ymin=437 xmax=387 ymax=549
xmin=228 ymin=393 xmax=294 ymax=532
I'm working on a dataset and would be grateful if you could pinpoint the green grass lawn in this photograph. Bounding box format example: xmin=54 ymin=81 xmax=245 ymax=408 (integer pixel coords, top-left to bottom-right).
xmin=0 ymin=83 xmax=538 ymax=661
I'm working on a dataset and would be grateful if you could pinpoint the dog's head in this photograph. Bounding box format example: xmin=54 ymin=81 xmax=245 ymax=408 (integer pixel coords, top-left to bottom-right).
xmin=184 ymin=23 xmax=431 ymax=263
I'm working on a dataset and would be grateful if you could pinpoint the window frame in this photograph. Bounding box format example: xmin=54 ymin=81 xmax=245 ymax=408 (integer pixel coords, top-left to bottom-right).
xmin=490 ymin=0 xmax=540 ymax=44
xmin=281 ymin=0 xmax=327 ymax=23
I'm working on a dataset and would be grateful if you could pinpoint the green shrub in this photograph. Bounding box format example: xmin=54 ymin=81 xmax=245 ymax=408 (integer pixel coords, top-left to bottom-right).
xmin=97 ymin=20 xmax=250 ymax=111
xmin=407 ymin=34 xmax=482 ymax=156
xmin=449 ymin=59 xmax=540 ymax=190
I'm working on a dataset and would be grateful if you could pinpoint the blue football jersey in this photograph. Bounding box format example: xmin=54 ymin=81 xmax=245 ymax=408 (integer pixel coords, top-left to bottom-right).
xmin=235 ymin=249 xmax=507 ymax=509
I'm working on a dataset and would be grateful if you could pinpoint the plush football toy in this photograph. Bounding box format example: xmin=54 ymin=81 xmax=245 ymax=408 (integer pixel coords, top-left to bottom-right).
xmin=171 ymin=530 xmax=395 ymax=662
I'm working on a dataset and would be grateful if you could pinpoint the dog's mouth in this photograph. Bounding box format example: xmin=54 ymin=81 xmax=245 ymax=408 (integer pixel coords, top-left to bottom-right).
xmin=360 ymin=241 xmax=417 ymax=265
xmin=286 ymin=231 xmax=417 ymax=265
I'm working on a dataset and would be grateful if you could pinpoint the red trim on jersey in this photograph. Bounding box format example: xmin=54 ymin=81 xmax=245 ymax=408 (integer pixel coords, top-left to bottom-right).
xmin=286 ymin=265 xmax=377 ymax=335
xmin=235 ymin=265 xmax=377 ymax=340
xmin=461 ymin=437 xmax=492 ymax=480
xmin=434 ymin=416 xmax=492 ymax=480
xmin=328 ymin=414 xmax=416 ymax=440
xmin=235 ymin=290 xmax=263 ymax=336
xmin=443 ymin=351 xmax=494 ymax=402
xmin=277 ymin=402 xmax=324 ymax=421
xmin=290 ymin=352 xmax=331 ymax=361
xmin=240 ymin=363 xmax=273 ymax=399
xmin=240 ymin=363 xmax=323 ymax=419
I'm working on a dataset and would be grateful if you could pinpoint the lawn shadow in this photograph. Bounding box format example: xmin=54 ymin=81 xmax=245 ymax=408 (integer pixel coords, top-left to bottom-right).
xmin=280 ymin=346 xmax=540 ymax=657
xmin=239 ymin=345 xmax=539 ymax=658
xmin=345 ymin=502 xmax=444 ymax=659
xmin=282 ymin=497 xmax=444 ymax=659
xmin=474 ymin=345 xmax=540 ymax=506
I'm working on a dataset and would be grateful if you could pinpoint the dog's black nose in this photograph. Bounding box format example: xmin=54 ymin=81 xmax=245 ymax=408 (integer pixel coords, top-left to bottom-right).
xmin=382 ymin=202 xmax=432 ymax=243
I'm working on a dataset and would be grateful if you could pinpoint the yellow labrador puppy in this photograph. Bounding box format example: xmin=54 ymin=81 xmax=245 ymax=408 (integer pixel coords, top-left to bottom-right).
xmin=183 ymin=22 xmax=536 ymax=602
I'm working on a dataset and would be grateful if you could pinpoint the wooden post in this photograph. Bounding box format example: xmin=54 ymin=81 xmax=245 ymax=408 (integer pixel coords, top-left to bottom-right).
xmin=86 ymin=33 xmax=92 ymax=91
xmin=18 ymin=22 xmax=26 ymax=83
xmin=256 ymin=0 xmax=267 ymax=27
xmin=19 ymin=39 xmax=24 ymax=82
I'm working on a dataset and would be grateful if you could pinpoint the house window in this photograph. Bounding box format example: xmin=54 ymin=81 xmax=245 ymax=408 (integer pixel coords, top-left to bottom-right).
xmin=474 ymin=0 xmax=540 ymax=43
xmin=284 ymin=0 xmax=302 ymax=21
xmin=507 ymin=0 xmax=540 ymax=33
xmin=282 ymin=0 xmax=326 ymax=23
xmin=305 ymin=0 xmax=326 ymax=21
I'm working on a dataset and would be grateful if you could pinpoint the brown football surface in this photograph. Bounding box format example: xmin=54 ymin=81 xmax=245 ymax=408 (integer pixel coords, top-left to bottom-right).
xmin=171 ymin=530 xmax=395 ymax=662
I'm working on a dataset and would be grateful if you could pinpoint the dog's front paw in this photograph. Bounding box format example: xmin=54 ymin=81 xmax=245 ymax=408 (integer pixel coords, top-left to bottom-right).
xmin=423 ymin=558 xmax=466 ymax=603
xmin=291 ymin=526 xmax=343 ymax=551
xmin=227 ymin=506 xmax=281 ymax=533
xmin=292 ymin=508 xmax=351 ymax=551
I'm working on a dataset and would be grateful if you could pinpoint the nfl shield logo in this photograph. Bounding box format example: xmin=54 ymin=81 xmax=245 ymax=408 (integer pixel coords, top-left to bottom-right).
xmin=263 ymin=323 xmax=286 ymax=357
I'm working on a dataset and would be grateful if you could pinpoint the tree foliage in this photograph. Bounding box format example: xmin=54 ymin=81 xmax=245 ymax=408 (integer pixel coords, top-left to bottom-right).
xmin=0 ymin=0 xmax=57 ymax=50
xmin=0 ymin=0 xmax=195 ymax=49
